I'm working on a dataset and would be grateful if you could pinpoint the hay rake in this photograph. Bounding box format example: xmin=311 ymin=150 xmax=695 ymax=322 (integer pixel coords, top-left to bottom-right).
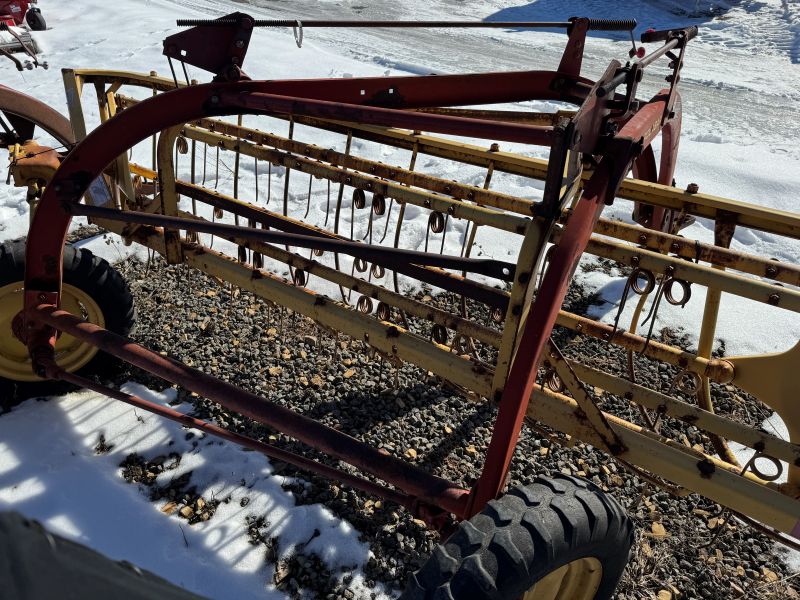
xmin=3 ymin=13 xmax=800 ymax=599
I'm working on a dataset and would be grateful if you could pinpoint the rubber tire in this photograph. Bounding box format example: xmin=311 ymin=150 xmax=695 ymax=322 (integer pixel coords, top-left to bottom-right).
xmin=401 ymin=475 xmax=634 ymax=600
xmin=25 ymin=8 xmax=46 ymax=31
xmin=0 ymin=239 xmax=135 ymax=406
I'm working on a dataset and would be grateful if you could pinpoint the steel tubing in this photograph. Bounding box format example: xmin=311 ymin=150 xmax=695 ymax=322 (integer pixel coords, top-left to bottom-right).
xmin=29 ymin=306 xmax=471 ymax=516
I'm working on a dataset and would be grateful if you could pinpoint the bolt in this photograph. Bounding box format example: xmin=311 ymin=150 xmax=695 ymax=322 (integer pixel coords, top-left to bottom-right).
xmin=489 ymin=143 xmax=500 ymax=152
xmin=765 ymin=265 xmax=778 ymax=278
xmin=638 ymin=234 xmax=647 ymax=244
xmin=670 ymin=242 xmax=680 ymax=253
xmin=37 ymin=293 xmax=47 ymax=302
xmin=235 ymin=40 xmax=245 ymax=48
xmin=768 ymin=293 xmax=780 ymax=306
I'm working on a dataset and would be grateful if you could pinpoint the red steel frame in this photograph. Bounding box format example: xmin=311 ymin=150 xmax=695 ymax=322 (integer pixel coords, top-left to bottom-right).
xmin=14 ymin=18 xmax=689 ymax=528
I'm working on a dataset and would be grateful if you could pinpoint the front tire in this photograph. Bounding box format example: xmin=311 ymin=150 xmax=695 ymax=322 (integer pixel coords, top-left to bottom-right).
xmin=402 ymin=475 xmax=634 ymax=600
xmin=25 ymin=8 xmax=46 ymax=31
xmin=0 ymin=239 xmax=134 ymax=405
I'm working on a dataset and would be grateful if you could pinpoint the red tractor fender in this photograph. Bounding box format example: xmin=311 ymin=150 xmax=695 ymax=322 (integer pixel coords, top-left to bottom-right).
xmin=0 ymin=1 xmax=31 ymax=26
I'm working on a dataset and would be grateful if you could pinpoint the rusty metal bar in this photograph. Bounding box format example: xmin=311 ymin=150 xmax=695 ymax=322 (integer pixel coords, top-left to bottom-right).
xmin=175 ymin=209 xmax=503 ymax=348
xmin=52 ymin=368 xmax=415 ymax=510
xmin=527 ymin=386 xmax=800 ymax=537
xmin=568 ymin=362 xmax=800 ymax=467
xmin=590 ymin=218 xmax=800 ymax=287
xmin=555 ymin=310 xmax=735 ymax=382
xmin=68 ymin=203 xmax=516 ymax=281
xmin=29 ymin=305 xmax=471 ymax=516
xmin=582 ymin=235 xmax=800 ymax=311
xmin=174 ymin=122 xmax=530 ymax=233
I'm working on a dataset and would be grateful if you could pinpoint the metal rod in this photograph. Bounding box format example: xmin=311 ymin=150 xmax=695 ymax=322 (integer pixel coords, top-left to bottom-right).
xmin=30 ymin=306 xmax=470 ymax=516
xmin=53 ymin=367 xmax=414 ymax=510
xmin=68 ymin=203 xmax=516 ymax=281
xmin=175 ymin=19 xmax=637 ymax=31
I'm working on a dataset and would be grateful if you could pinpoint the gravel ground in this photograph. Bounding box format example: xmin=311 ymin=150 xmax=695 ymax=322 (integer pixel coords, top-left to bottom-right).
xmin=89 ymin=254 xmax=799 ymax=600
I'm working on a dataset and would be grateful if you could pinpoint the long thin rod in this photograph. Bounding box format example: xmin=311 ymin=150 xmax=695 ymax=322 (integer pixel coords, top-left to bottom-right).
xmin=175 ymin=19 xmax=637 ymax=32
xmin=30 ymin=306 xmax=470 ymax=516
xmin=69 ymin=203 xmax=516 ymax=281
xmin=53 ymin=368 xmax=414 ymax=509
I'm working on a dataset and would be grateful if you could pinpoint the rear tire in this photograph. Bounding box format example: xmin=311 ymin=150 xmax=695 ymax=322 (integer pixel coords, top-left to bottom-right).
xmin=25 ymin=8 xmax=46 ymax=31
xmin=0 ymin=239 xmax=134 ymax=407
xmin=401 ymin=475 xmax=634 ymax=600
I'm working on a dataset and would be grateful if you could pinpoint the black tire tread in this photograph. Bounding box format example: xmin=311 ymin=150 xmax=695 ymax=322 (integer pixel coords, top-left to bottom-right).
xmin=0 ymin=239 xmax=134 ymax=404
xmin=401 ymin=474 xmax=634 ymax=600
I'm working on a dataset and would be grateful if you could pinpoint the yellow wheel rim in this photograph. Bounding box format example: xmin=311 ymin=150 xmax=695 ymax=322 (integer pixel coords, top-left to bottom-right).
xmin=523 ymin=557 xmax=603 ymax=600
xmin=0 ymin=282 xmax=105 ymax=382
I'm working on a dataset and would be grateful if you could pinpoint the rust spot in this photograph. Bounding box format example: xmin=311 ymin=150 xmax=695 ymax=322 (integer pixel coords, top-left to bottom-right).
xmin=472 ymin=364 xmax=488 ymax=375
xmin=314 ymin=297 xmax=326 ymax=306
xmin=518 ymin=272 xmax=530 ymax=284
xmin=794 ymin=457 xmax=800 ymax=467
xmin=697 ymin=458 xmax=715 ymax=479
xmin=251 ymin=270 xmax=263 ymax=279
xmin=682 ymin=413 xmax=698 ymax=424
xmin=493 ymin=390 xmax=503 ymax=403
xmin=624 ymin=391 xmax=633 ymax=400
xmin=678 ymin=357 xmax=689 ymax=368
xmin=753 ymin=440 xmax=766 ymax=453
xmin=516 ymin=224 xmax=527 ymax=235
xmin=386 ymin=326 xmax=400 ymax=338
xmin=511 ymin=304 xmax=522 ymax=316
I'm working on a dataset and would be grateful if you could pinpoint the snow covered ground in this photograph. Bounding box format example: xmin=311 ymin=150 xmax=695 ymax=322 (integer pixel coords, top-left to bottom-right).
xmin=1 ymin=0 xmax=799 ymax=596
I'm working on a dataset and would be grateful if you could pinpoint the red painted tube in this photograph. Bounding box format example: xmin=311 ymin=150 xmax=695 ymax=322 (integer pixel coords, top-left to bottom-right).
xmin=30 ymin=305 xmax=471 ymax=517
xmin=52 ymin=367 xmax=414 ymax=510
xmin=227 ymin=92 xmax=554 ymax=146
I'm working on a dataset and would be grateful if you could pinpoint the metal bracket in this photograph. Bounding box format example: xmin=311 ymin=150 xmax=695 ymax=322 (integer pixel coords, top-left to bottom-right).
xmin=162 ymin=12 xmax=254 ymax=82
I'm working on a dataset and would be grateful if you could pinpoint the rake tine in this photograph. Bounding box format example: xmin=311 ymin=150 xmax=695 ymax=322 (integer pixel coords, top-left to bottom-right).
xmin=267 ymin=161 xmax=272 ymax=205
xmin=377 ymin=197 xmax=394 ymax=243
xmin=333 ymin=130 xmax=354 ymax=304
xmin=303 ymin=173 xmax=313 ymax=220
xmin=282 ymin=117 xmax=294 ymax=218
xmin=323 ymin=179 xmax=331 ymax=227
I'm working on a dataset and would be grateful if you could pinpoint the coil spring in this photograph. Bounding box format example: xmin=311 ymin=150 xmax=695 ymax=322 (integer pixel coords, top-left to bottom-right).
xmin=177 ymin=18 xmax=297 ymax=27
xmin=584 ymin=18 xmax=637 ymax=31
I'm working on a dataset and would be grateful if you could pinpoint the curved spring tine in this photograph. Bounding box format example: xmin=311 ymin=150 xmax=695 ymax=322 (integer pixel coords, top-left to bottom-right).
xmin=254 ymin=157 xmax=259 ymax=204
xmin=377 ymin=197 xmax=395 ymax=243
xmin=249 ymin=218 xmax=261 ymax=267
xmin=459 ymin=159 xmax=494 ymax=317
xmin=391 ymin=143 xmax=419 ymax=294
xmin=333 ymin=130 xmax=354 ymax=304
xmin=391 ymin=203 xmax=407 ymax=294
xmin=361 ymin=207 xmax=374 ymax=241
xmin=439 ymin=214 xmax=449 ymax=254
xmin=609 ymin=276 xmax=635 ymax=343
xmin=640 ymin=277 xmax=668 ymax=354
xmin=267 ymin=161 xmax=272 ymax=205
xmin=282 ymin=117 xmax=294 ymax=218
xmin=323 ymin=179 xmax=331 ymax=227
xmin=201 ymin=144 xmax=207 ymax=186
xmin=303 ymin=173 xmax=313 ymax=220
xmin=214 ymin=146 xmax=220 ymax=190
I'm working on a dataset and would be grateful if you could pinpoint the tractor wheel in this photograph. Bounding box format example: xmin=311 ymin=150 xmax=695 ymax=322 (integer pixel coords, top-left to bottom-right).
xmin=401 ymin=475 xmax=634 ymax=600
xmin=25 ymin=8 xmax=46 ymax=31
xmin=0 ymin=239 xmax=134 ymax=406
